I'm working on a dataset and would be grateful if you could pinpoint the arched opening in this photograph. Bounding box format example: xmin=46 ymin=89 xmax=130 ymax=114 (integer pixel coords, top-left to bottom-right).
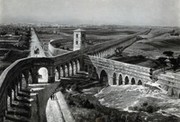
xmin=92 ymin=67 xmax=99 ymax=80
xmin=76 ymin=60 xmax=80 ymax=73
xmin=113 ymin=73 xmax=116 ymax=85
xmin=65 ymin=64 xmax=69 ymax=77
xmin=60 ymin=66 xmax=64 ymax=77
xmin=119 ymin=74 xmax=123 ymax=85
xmin=125 ymin=76 xmax=129 ymax=85
xmin=28 ymin=71 xmax=33 ymax=84
xmin=69 ymin=63 xmax=72 ymax=76
xmin=21 ymin=74 xmax=28 ymax=89
xmin=55 ymin=67 xmax=60 ymax=81
xmin=73 ymin=61 xmax=76 ymax=74
xmin=138 ymin=80 xmax=142 ymax=85
xmin=100 ymin=70 xmax=108 ymax=85
xmin=70 ymin=62 xmax=74 ymax=75
xmin=38 ymin=67 xmax=48 ymax=82
xmin=131 ymin=78 xmax=136 ymax=85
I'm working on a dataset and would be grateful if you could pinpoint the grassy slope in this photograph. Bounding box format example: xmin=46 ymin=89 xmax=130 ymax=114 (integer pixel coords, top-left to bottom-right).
xmin=124 ymin=28 xmax=180 ymax=59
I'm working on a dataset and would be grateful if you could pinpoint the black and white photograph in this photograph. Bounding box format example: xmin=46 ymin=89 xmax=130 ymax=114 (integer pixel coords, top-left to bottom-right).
xmin=0 ymin=0 xmax=180 ymax=122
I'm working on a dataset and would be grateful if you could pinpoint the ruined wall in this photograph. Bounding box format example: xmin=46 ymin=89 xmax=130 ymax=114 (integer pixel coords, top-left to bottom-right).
xmin=157 ymin=72 xmax=180 ymax=98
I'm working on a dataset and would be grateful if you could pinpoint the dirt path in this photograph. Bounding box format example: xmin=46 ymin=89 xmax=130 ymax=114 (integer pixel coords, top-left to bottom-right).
xmin=29 ymin=28 xmax=46 ymax=57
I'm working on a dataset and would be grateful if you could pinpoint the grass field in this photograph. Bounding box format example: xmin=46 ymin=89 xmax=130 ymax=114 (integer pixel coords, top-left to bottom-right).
xmin=36 ymin=26 xmax=180 ymax=59
xmin=36 ymin=26 xmax=141 ymax=51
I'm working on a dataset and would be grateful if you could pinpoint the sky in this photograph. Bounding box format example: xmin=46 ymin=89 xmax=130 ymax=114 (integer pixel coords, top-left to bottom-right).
xmin=0 ymin=0 xmax=180 ymax=26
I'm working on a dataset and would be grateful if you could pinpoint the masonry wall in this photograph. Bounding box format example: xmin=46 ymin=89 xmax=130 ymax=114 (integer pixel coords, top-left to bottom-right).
xmin=83 ymin=55 xmax=152 ymax=85
xmin=48 ymin=39 xmax=71 ymax=56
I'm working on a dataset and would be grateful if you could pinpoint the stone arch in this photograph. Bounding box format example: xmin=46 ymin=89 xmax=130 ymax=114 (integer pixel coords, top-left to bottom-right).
xmin=119 ymin=74 xmax=123 ymax=85
xmin=113 ymin=73 xmax=117 ymax=85
xmin=100 ymin=70 xmax=108 ymax=85
xmin=131 ymin=78 xmax=136 ymax=85
xmin=125 ymin=76 xmax=129 ymax=85
xmin=73 ymin=61 xmax=77 ymax=74
xmin=38 ymin=67 xmax=48 ymax=83
xmin=137 ymin=80 xmax=142 ymax=85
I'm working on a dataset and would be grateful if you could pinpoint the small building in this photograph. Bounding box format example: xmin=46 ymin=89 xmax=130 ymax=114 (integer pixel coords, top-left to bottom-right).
xmin=73 ymin=28 xmax=86 ymax=51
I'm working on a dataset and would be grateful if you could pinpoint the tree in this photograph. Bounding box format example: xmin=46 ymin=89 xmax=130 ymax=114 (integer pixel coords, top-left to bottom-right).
xmin=169 ymin=58 xmax=179 ymax=72
xmin=163 ymin=51 xmax=174 ymax=58
xmin=157 ymin=57 xmax=167 ymax=73
xmin=114 ymin=47 xmax=122 ymax=56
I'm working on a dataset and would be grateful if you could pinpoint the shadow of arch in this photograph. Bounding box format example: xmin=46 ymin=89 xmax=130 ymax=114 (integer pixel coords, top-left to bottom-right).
xmin=38 ymin=67 xmax=48 ymax=83
xmin=125 ymin=76 xmax=129 ymax=85
xmin=131 ymin=78 xmax=135 ymax=85
xmin=137 ymin=80 xmax=142 ymax=85
xmin=113 ymin=73 xmax=116 ymax=85
xmin=100 ymin=70 xmax=108 ymax=85
xmin=119 ymin=74 xmax=123 ymax=85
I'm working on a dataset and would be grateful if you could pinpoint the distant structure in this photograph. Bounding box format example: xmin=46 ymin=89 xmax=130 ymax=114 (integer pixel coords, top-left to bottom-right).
xmin=73 ymin=28 xmax=86 ymax=51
